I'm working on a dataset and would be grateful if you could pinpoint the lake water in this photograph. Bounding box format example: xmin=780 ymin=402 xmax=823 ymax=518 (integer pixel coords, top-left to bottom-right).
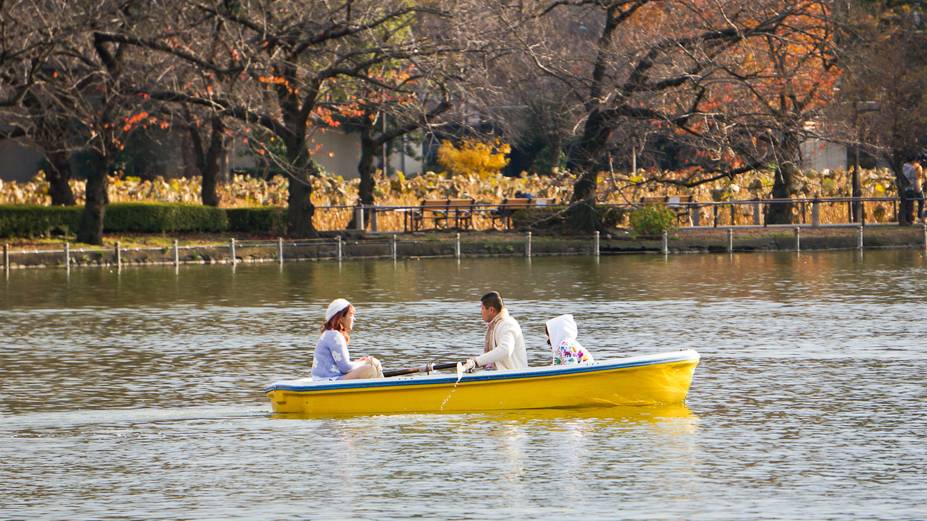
xmin=1 ymin=251 xmax=925 ymax=519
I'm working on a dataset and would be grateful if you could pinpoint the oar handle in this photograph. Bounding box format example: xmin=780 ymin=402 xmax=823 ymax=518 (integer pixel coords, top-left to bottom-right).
xmin=383 ymin=366 xmax=426 ymax=377
xmin=383 ymin=361 xmax=466 ymax=378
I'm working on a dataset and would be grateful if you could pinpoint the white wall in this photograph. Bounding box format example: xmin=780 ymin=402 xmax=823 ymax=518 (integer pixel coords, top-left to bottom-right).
xmin=801 ymin=139 xmax=847 ymax=171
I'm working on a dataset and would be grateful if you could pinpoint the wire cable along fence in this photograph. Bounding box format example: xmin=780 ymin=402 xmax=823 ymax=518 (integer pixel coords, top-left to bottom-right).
xmin=1 ymin=231 xmax=602 ymax=271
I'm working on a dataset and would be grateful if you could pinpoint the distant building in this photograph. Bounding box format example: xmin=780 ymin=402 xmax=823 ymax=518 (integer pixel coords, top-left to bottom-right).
xmin=800 ymin=139 xmax=848 ymax=171
xmin=0 ymin=128 xmax=423 ymax=182
xmin=228 ymin=130 xmax=424 ymax=179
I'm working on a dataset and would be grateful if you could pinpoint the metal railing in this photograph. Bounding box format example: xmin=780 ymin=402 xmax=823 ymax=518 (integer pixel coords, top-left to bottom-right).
xmin=311 ymin=196 xmax=908 ymax=232
xmin=658 ymin=196 xmax=900 ymax=228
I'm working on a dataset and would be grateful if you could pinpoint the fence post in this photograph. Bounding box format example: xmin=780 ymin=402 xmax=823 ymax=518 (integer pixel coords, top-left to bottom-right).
xmin=3 ymin=243 xmax=8 ymax=272
xmin=354 ymin=205 xmax=365 ymax=231
xmin=278 ymin=237 xmax=284 ymax=264
xmin=713 ymin=205 xmax=719 ymax=228
xmin=729 ymin=204 xmax=735 ymax=226
xmin=391 ymin=234 xmax=397 ymax=260
xmin=526 ymin=232 xmax=532 ymax=258
xmin=858 ymin=224 xmax=864 ymax=251
xmin=727 ymin=228 xmax=734 ymax=253
xmin=691 ymin=204 xmax=701 ymax=227
xmin=661 ymin=230 xmax=668 ymax=255
xmin=753 ymin=200 xmax=761 ymax=225
xmin=115 ymin=241 xmax=121 ymax=268
xmin=811 ymin=197 xmax=820 ymax=227
xmin=173 ymin=239 xmax=179 ymax=267
xmin=594 ymin=231 xmax=600 ymax=257
xmin=794 ymin=226 xmax=801 ymax=252
xmin=230 ymin=238 xmax=237 ymax=264
xmin=456 ymin=232 xmax=461 ymax=259
xmin=370 ymin=207 xmax=378 ymax=232
xmin=337 ymin=236 xmax=343 ymax=261
xmin=64 ymin=241 xmax=70 ymax=269
xmin=923 ymin=223 xmax=927 ymax=251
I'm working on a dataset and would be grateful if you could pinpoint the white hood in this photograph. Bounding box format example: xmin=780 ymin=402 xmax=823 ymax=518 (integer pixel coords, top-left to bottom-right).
xmin=546 ymin=314 xmax=578 ymax=350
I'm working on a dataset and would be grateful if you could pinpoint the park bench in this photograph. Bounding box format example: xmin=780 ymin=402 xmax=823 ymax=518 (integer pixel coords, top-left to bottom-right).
xmin=490 ymin=197 xmax=557 ymax=230
xmin=490 ymin=198 xmax=532 ymax=230
xmin=409 ymin=198 xmax=476 ymax=231
xmin=640 ymin=195 xmax=693 ymax=226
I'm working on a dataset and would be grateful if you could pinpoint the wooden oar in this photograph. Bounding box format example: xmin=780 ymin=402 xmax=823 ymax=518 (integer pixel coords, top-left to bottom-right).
xmin=383 ymin=361 xmax=465 ymax=378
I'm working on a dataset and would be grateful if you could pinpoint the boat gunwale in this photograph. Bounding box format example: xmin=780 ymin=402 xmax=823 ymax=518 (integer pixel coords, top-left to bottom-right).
xmin=264 ymin=350 xmax=699 ymax=394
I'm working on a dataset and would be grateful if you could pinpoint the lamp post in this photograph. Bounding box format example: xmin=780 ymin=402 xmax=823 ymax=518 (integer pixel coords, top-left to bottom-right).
xmin=381 ymin=111 xmax=389 ymax=176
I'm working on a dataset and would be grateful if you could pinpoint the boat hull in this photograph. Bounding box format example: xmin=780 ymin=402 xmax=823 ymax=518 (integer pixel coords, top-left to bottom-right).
xmin=265 ymin=350 xmax=699 ymax=415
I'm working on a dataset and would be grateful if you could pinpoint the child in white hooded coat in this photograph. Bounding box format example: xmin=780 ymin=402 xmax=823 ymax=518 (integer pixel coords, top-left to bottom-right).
xmin=545 ymin=314 xmax=595 ymax=365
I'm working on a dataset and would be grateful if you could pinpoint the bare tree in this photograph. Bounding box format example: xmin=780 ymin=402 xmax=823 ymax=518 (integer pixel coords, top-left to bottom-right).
xmin=2 ymin=1 xmax=162 ymax=243
xmin=338 ymin=83 xmax=451 ymax=228
xmin=492 ymin=0 xmax=836 ymax=230
xmin=98 ymin=0 xmax=473 ymax=237
xmin=838 ymin=1 xmax=927 ymax=224
xmin=0 ymin=0 xmax=77 ymax=204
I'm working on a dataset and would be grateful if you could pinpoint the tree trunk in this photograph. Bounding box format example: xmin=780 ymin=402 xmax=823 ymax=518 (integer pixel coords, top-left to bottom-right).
xmin=766 ymin=136 xmax=801 ymax=225
xmin=284 ymin=132 xmax=317 ymax=237
xmin=46 ymin=150 xmax=76 ymax=206
xmin=188 ymin=116 xmax=223 ymax=207
xmin=76 ymin=149 xmax=107 ymax=245
xmin=566 ymin=109 xmax=612 ymax=232
xmin=201 ymin=117 xmax=224 ymax=207
xmin=347 ymin=124 xmax=377 ymax=230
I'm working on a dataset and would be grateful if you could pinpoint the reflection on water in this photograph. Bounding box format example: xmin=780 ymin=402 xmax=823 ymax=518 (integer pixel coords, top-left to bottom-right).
xmin=2 ymin=251 xmax=926 ymax=519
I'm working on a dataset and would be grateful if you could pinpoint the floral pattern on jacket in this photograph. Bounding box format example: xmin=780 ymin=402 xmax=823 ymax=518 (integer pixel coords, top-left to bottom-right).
xmin=553 ymin=339 xmax=594 ymax=365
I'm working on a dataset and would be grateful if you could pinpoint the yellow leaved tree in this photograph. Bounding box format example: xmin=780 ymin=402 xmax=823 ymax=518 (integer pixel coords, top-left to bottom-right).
xmin=436 ymin=139 xmax=511 ymax=179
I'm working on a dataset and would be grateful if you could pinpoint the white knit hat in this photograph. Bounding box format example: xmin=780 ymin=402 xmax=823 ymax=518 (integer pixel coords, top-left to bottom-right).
xmin=325 ymin=298 xmax=351 ymax=322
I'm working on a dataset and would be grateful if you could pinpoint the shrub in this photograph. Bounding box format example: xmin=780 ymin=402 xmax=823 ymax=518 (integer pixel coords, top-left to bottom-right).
xmin=629 ymin=205 xmax=676 ymax=237
xmin=511 ymin=206 xmax=566 ymax=230
xmin=0 ymin=205 xmax=81 ymax=237
xmin=0 ymin=203 xmax=298 ymax=237
xmin=597 ymin=206 xmax=627 ymax=228
xmin=227 ymin=207 xmax=287 ymax=234
xmin=511 ymin=205 xmax=626 ymax=230
xmin=104 ymin=203 xmax=227 ymax=232
xmin=436 ymin=139 xmax=511 ymax=179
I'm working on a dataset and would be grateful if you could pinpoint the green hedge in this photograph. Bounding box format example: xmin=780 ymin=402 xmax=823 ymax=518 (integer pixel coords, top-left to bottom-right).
xmin=227 ymin=207 xmax=287 ymax=235
xmin=104 ymin=203 xmax=228 ymax=233
xmin=0 ymin=203 xmax=286 ymax=237
xmin=0 ymin=205 xmax=81 ymax=237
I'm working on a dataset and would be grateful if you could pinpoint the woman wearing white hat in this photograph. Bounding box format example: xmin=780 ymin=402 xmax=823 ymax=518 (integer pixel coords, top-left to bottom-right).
xmin=311 ymin=298 xmax=383 ymax=380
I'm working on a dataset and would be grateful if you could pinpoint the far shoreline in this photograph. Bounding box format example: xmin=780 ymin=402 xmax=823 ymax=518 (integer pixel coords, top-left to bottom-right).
xmin=3 ymin=224 xmax=927 ymax=270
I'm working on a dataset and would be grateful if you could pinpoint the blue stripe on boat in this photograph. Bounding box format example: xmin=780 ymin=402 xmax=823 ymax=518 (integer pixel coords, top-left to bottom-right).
xmin=263 ymin=350 xmax=699 ymax=394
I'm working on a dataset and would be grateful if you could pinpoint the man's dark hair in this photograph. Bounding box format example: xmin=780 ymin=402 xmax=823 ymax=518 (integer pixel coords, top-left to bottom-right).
xmin=481 ymin=291 xmax=505 ymax=312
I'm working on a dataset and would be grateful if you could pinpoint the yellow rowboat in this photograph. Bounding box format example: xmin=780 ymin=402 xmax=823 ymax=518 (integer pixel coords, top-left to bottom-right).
xmin=264 ymin=349 xmax=699 ymax=416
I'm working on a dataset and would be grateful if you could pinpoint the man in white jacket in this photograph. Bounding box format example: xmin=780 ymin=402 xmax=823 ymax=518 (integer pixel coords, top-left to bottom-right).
xmin=463 ymin=291 xmax=528 ymax=371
